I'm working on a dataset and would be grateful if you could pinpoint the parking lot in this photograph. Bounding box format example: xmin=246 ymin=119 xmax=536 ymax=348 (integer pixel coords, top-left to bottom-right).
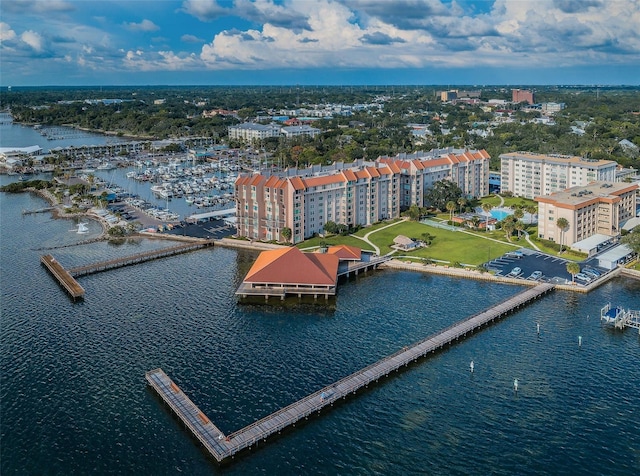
xmin=485 ymin=248 xmax=609 ymax=286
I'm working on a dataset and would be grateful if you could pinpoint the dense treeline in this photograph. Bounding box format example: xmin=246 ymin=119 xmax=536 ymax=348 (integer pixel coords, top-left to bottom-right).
xmin=1 ymin=85 xmax=638 ymax=169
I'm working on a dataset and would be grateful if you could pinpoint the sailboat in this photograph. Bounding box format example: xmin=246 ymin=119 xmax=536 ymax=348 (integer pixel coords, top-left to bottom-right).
xmin=76 ymin=222 xmax=89 ymax=234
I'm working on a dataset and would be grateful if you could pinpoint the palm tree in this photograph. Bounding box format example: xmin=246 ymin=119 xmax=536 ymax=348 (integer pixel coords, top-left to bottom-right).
xmin=513 ymin=207 xmax=524 ymax=222
xmin=515 ymin=221 xmax=525 ymax=239
xmin=503 ymin=221 xmax=515 ymax=242
xmin=556 ymin=217 xmax=569 ymax=253
xmin=446 ymin=201 xmax=456 ymax=223
xmin=525 ymin=205 xmax=537 ymax=224
xmin=566 ymin=262 xmax=581 ymax=283
xmin=457 ymin=197 xmax=467 ymax=214
xmin=481 ymin=203 xmax=493 ymax=231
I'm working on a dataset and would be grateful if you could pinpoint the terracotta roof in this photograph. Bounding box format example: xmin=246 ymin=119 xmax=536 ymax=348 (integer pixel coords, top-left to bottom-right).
xmin=304 ymin=174 xmax=346 ymax=188
xmin=342 ymin=169 xmax=357 ymax=181
xmin=289 ymin=176 xmax=306 ymax=191
xmin=327 ymin=244 xmax=362 ymax=260
xmin=264 ymin=175 xmax=280 ymax=187
xmin=243 ymin=247 xmax=339 ymax=286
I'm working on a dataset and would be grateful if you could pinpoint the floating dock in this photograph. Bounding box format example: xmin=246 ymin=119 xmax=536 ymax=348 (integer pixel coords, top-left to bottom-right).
xmin=148 ymin=282 xmax=555 ymax=464
xmin=40 ymin=254 xmax=85 ymax=300
xmin=601 ymin=303 xmax=640 ymax=334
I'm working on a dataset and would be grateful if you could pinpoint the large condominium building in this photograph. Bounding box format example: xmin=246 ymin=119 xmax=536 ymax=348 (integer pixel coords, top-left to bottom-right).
xmin=536 ymin=181 xmax=638 ymax=246
xmin=228 ymin=123 xmax=282 ymax=142
xmin=235 ymin=149 xmax=491 ymax=243
xmin=500 ymin=152 xmax=617 ymax=199
xmin=378 ymin=149 xmax=490 ymax=207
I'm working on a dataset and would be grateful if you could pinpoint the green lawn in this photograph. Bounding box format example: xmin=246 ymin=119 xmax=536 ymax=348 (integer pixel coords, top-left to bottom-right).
xmin=296 ymin=234 xmax=376 ymax=252
xmin=367 ymin=221 xmax=517 ymax=265
xmin=480 ymin=195 xmax=537 ymax=209
xmin=351 ymin=218 xmax=402 ymax=237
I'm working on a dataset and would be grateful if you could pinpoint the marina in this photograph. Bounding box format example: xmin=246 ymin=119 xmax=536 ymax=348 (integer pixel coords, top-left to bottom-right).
xmin=148 ymin=282 xmax=555 ymax=464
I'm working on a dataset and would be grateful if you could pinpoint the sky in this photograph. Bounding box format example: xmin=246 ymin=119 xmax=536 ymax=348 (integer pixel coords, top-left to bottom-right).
xmin=1 ymin=0 xmax=639 ymax=87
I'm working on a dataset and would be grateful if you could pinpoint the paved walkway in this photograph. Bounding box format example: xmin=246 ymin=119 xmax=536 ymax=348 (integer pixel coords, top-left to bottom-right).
xmin=349 ymin=218 xmax=408 ymax=256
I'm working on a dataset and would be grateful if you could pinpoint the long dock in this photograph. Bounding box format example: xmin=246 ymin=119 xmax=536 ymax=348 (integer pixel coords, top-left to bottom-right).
xmin=67 ymin=240 xmax=213 ymax=277
xmin=147 ymin=282 xmax=554 ymax=464
xmin=41 ymin=254 xmax=85 ymax=300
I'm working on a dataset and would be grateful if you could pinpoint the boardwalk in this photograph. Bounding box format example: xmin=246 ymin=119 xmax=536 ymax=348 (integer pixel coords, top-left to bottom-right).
xmin=40 ymin=254 xmax=85 ymax=300
xmin=148 ymin=282 xmax=554 ymax=464
xmin=67 ymin=240 xmax=213 ymax=277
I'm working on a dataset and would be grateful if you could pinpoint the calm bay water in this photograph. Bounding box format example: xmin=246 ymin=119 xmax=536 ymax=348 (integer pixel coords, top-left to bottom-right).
xmin=1 ymin=181 xmax=639 ymax=475
xmin=1 ymin=122 xmax=640 ymax=475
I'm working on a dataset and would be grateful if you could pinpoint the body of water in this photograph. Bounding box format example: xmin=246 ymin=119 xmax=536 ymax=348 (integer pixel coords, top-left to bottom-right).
xmin=0 ymin=112 xmax=127 ymax=151
xmin=2 ymin=120 xmax=639 ymax=475
xmin=1 ymin=175 xmax=639 ymax=475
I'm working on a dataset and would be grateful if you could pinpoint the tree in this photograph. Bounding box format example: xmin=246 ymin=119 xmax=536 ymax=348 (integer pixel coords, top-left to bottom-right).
xmin=457 ymin=197 xmax=467 ymax=213
xmin=421 ymin=232 xmax=435 ymax=245
xmin=481 ymin=203 xmax=493 ymax=231
xmin=556 ymin=217 xmax=569 ymax=253
xmin=525 ymin=205 xmax=537 ymax=224
xmin=323 ymin=221 xmax=338 ymax=234
xmin=621 ymin=228 xmax=640 ymax=254
xmin=281 ymin=227 xmax=292 ymax=243
xmin=515 ymin=221 xmax=525 ymax=239
xmin=446 ymin=201 xmax=456 ymax=222
xmin=566 ymin=261 xmax=581 ymax=283
xmin=513 ymin=206 xmax=524 ymax=222
xmin=503 ymin=221 xmax=515 ymax=242
xmin=406 ymin=204 xmax=422 ymax=221
xmin=424 ymin=180 xmax=463 ymax=211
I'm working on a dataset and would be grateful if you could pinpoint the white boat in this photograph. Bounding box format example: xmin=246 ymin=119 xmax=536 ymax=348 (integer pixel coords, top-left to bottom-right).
xmin=97 ymin=162 xmax=116 ymax=170
xmin=76 ymin=222 xmax=89 ymax=234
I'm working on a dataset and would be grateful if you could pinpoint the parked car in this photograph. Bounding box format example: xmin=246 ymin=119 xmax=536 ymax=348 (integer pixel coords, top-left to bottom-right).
xmin=583 ymin=267 xmax=601 ymax=277
xmin=529 ymin=271 xmax=543 ymax=280
xmin=575 ymin=273 xmax=591 ymax=283
xmin=507 ymin=267 xmax=522 ymax=277
xmin=505 ymin=251 xmax=523 ymax=259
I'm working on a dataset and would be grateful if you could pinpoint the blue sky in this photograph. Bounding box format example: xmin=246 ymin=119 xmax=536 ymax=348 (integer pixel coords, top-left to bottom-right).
xmin=1 ymin=0 xmax=639 ymax=86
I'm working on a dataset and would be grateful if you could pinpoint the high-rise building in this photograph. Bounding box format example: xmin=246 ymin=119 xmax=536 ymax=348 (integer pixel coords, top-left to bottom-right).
xmin=536 ymin=182 xmax=638 ymax=246
xmin=512 ymin=89 xmax=535 ymax=105
xmin=500 ymin=152 xmax=617 ymax=199
xmin=235 ymin=149 xmax=490 ymax=243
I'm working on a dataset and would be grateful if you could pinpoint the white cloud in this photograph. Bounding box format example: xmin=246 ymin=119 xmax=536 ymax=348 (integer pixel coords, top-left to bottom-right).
xmin=0 ymin=22 xmax=17 ymax=42
xmin=181 ymin=0 xmax=228 ymax=21
xmin=20 ymin=30 xmax=43 ymax=51
xmin=124 ymin=19 xmax=160 ymax=32
xmin=181 ymin=34 xmax=205 ymax=43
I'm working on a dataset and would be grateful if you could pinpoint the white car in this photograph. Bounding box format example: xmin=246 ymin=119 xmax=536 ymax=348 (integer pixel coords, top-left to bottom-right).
xmin=507 ymin=267 xmax=522 ymax=277
xmin=529 ymin=271 xmax=543 ymax=280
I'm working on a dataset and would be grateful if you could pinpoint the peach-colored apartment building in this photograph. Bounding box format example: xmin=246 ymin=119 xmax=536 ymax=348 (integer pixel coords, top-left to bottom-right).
xmin=235 ymin=149 xmax=490 ymax=243
xmin=536 ymin=181 xmax=638 ymax=246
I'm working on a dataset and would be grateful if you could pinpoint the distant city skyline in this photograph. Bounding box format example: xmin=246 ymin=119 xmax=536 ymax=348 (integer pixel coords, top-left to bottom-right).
xmin=1 ymin=0 xmax=639 ymax=87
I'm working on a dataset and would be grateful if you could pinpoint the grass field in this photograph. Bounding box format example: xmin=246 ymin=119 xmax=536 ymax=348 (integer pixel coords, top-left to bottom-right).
xmin=296 ymin=234 xmax=376 ymax=252
xmin=366 ymin=221 xmax=518 ymax=265
xmin=480 ymin=195 xmax=537 ymax=209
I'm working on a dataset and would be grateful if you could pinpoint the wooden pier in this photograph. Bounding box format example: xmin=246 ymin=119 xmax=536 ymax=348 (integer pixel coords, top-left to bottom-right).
xmin=147 ymin=282 xmax=554 ymax=464
xmin=67 ymin=240 xmax=213 ymax=277
xmin=40 ymin=254 xmax=85 ymax=300
xmin=337 ymin=255 xmax=391 ymax=278
xmin=42 ymin=240 xmax=213 ymax=298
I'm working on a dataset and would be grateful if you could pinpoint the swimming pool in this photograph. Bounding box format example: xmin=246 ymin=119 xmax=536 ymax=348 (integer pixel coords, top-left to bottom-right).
xmin=491 ymin=209 xmax=512 ymax=220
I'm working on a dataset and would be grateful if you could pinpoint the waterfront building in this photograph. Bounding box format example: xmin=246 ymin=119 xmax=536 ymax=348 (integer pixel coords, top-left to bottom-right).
xmin=378 ymin=149 xmax=490 ymax=208
xmin=228 ymin=123 xmax=282 ymax=142
xmin=535 ymin=181 xmax=638 ymax=246
xmin=235 ymin=148 xmax=490 ymax=243
xmin=500 ymin=152 xmax=617 ymax=199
